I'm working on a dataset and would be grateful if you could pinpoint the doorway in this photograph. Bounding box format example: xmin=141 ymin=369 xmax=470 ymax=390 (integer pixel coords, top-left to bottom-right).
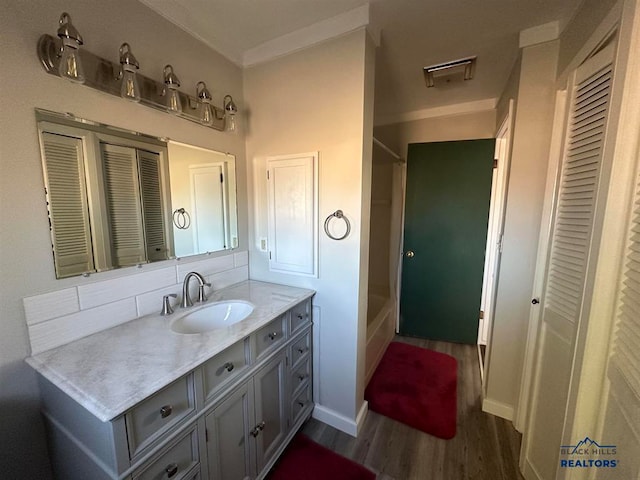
xmin=400 ymin=139 xmax=495 ymax=344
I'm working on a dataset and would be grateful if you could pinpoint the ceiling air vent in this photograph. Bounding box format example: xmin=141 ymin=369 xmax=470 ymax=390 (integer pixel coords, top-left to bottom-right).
xmin=423 ymin=56 xmax=477 ymax=88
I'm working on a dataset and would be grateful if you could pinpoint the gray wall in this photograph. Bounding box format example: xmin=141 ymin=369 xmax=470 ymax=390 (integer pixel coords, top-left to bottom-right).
xmin=0 ymin=1 xmax=246 ymax=476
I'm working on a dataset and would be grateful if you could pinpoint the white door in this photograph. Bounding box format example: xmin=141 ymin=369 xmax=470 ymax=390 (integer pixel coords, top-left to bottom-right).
xmin=522 ymin=42 xmax=615 ymax=480
xmin=189 ymin=163 xmax=226 ymax=253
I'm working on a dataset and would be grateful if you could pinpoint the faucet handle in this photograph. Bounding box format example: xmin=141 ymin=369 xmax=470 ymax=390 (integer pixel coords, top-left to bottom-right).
xmin=197 ymin=282 xmax=211 ymax=303
xmin=161 ymin=294 xmax=177 ymax=316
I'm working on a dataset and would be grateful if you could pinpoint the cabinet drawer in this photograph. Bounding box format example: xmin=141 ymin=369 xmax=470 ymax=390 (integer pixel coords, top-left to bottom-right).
xmin=133 ymin=427 xmax=199 ymax=480
xmin=253 ymin=315 xmax=286 ymax=361
xmin=289 ymin=300 xmax=311 ymax=334
xmin=202 ymin=339 xmax=248 ymax=403
xmin=290 ymin=357 xmax=311 ymax=395
xmin=291 ymin=384 xmax=313 ymax=427
xmin=290 ymin=330 xmax=311 ymax=367
xmin=126 ymin=375 xmax=195 ymax=458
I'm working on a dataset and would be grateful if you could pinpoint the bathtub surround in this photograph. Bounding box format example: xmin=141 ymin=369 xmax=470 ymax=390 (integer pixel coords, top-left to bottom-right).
xmin=24 ymin=252 xmax=248 ymax=355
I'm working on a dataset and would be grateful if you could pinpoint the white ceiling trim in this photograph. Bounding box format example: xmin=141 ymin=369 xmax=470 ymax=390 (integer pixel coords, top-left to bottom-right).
xmin=243 ymin=4 xmax=370 ymax=67
xmin=519 ymin=21 xmax=560 ymax=48
xmin=375 ymin=98 xmax=498 ymax=127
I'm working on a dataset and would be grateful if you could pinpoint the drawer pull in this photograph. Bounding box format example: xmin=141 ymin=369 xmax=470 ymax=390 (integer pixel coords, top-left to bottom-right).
xmin=296 ymin=347 xmax=307 ymax=354
xmin=160 ymin=405 xmax=173 ymax=418
xmin=297 ymin=374 xmax=307 ymax=381
xmin=250 ymin=421 xmax=265 ymax=437
xmin=297 ymin=401 xmax=305 ymax=407
xmin=165 ymin=463 xmax=178 ymax=478
xmin=224 ymin=362 xmax=235 ymax=372
xmin=268 ymin=332 xmax=279 ymax=340
xmin=296 ymin=313 xmax=304 ymax=320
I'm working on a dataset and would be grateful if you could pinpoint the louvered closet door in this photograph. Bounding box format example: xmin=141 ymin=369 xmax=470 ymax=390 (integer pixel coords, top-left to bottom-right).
xmin=598 ymin=158 xmax=640 ymax=478
xmin=137 ymin=150 xmax=168 ymax=262
xmin=100 ymin=143 xmax=146 ymax=267
xmin=41 ymin=132 xmax=95 ymax=278
xmin=524 ymin=43 xmax=615 ymax=480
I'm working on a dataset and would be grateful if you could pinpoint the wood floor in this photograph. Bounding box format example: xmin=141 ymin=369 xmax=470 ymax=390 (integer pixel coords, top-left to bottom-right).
xmin=301 ymin=336 xmax=524 ymax=480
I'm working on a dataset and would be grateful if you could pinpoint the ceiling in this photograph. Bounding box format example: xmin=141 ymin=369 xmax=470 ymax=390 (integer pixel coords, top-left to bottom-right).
xmin=139 ymin=0 xmax=583 ymax=125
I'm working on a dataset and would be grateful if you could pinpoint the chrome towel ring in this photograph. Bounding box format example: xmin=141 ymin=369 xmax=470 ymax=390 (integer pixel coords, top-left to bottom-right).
xmin=172 ymin=208 xmax=191 ymax=230
xmin=324 ymin=210 xmax=351 ymax=240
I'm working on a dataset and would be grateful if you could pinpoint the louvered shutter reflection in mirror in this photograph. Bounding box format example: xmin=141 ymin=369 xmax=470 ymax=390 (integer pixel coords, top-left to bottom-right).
xmin=41 ymin=132 xmax=95 ymax=278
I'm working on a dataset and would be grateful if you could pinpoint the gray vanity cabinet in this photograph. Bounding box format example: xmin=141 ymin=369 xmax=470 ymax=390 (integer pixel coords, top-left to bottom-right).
xmin=36 ymin=296 xmax=313 ymax=480
xmin=203 ymin=351 xmax=287 ymax=480
xmin=204 ymin=382 xmax=253 ymax=479
xmin=252 ymin=351 xmax=287 ymax=472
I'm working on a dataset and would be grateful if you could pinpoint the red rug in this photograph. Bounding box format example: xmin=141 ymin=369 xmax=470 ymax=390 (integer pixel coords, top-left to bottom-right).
xmin=267 ymin=434 xmax=376 ymax=480
xmin=365 ymin=342 xmax=457 ymax=439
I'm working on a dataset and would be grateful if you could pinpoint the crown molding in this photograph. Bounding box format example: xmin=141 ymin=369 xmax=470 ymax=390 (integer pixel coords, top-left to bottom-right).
xmin=374 ymin=98 xmax=498 ymax=127
xmin=519 ymin=21 xmax=560 ymax=48
xmin=243 ymin=4 xmax=370 ymax=67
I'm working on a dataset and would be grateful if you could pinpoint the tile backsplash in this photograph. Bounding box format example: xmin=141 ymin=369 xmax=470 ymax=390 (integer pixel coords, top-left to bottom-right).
xmin=24 ymin=251 xmax=249 ymax=355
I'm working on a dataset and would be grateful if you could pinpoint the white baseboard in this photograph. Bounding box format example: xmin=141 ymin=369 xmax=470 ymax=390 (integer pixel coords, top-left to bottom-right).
xmin=482 ymin=397 xmax=514 ymax=421
xmin=521 ymin=457 xmax=542 ymax=480
xmin=312 ymin=401 xmax=368 ymax=437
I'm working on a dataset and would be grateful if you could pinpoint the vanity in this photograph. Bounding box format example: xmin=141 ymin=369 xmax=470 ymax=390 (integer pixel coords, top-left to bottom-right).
xmin=27 ymin=280 xmax=315 ymax=480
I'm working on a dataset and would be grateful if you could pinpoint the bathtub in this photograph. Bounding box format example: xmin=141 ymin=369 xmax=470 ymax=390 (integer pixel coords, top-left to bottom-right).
xmin=365 ymin=293 xmax=396 ymax=385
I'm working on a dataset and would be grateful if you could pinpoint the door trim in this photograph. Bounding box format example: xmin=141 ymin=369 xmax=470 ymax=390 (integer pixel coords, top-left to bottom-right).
xmin=479 ymin=100 xmax=514 ymax=346
xmin=515 ymin=90 xmax=568 ymax=434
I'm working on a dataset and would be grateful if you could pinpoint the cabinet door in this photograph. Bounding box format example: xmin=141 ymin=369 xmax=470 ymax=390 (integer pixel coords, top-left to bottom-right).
xmin=253 ymin=351 xmax=287 ymax=472
xmin=205 ymin=382 xmax=254 ymax=480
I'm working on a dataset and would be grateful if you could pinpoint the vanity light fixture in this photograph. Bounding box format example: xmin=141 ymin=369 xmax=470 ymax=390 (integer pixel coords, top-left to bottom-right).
xmin=56 ymin=12 xmax=85 ymax=84
xmin=224 ymin=95 xmax=238 ymax=133
xmin=37 ymin=12 xmax=234 ymax=131
xmin=163 ymin=65 xmax=182 ymax=114
xmin=117 ymin=43 xmax=140 ymax=102
xmin=196 ymin=81 xmax=214 ymax=126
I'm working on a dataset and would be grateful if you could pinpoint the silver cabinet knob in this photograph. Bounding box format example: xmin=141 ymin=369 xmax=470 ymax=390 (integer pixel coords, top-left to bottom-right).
xmin=250 ymin=421 xmax=266 ymax=437
xmin=268 ymin=332 xmax=279 ymax=340
xmin=297 ymin=313 xmax=304 ymax=320
xmin=224 ymin=362 xmax=234 ymax=372
xmin=160 ymin=405 xmax=173 ymax=418
xmin=296 ymin=347 xmax=307 ymax=354
xmin=405 ymin=250 xmax=415 ymax=258
xmin=165 ymin=463 xmax=178 ymax=478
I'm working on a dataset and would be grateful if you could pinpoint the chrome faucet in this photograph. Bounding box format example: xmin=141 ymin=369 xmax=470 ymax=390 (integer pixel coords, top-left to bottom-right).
xmin=181 ymin=271 xmax=211 ymax=308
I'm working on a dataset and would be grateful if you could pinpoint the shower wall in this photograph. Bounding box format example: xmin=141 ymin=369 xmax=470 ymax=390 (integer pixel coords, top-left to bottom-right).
xmin=368 ymin=161 xmax=393 ymax=297
xmin=365 ymin=141 xmax=403 ymax=383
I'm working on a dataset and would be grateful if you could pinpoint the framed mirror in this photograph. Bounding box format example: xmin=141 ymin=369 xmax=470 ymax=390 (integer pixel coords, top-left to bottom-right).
xmin=36 ymin=109 xmax=238 ymax=279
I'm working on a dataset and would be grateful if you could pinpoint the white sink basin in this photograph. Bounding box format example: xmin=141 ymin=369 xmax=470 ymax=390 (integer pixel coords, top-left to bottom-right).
xmin=171 ymin=300 xmax=255 ymax=334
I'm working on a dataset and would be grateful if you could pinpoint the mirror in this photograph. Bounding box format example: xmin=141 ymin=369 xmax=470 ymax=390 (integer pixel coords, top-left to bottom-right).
xmin=36 ymin=109 xmax=238 ymax=279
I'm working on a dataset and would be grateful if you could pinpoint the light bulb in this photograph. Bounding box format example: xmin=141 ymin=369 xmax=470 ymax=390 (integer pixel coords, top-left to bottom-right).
xmin=200 ymin=102 xmax=214 ymax=126
xmin=225 ymin=113 xmax=237 ymax=133
xmin=120 ymin=67 xmax=140 ymax=102
xmin=196 ymin=81 xmax=213 ymax=126
xmin=163 ymin=65 xmax=182 ymax=114
xmin=58 ymin=37 xmax=85 ymax=84
xmin=167 ymin=86 xmax=182 ymax=114
xmin=224 ymin=95 xmax=238 ymax=133
xmin=118 ymin=43 xmax=140 ymax=102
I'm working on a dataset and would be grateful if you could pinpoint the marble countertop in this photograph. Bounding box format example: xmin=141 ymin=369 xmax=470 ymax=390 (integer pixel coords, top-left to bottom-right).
xmin=26 ymin=280 xmax=314 ymax=422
